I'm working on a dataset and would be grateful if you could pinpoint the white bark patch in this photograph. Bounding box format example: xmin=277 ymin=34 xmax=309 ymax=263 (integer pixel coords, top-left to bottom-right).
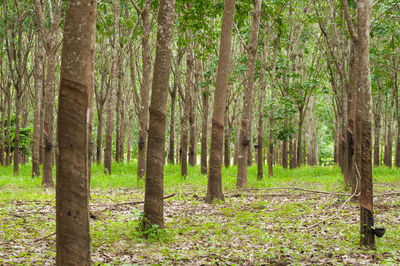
xmin=357 ymin=2 xmax=365 ymax=9
xmin=87 ymin=108 xmax=90 ymax=123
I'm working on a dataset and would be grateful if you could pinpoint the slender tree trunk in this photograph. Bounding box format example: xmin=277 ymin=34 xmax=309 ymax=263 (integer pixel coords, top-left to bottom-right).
xmin=32 ymin=40 xmax=44 ymax=177
xmin=201 ymin=90 xmax=209 ymax=174
xmin=189 ymin=58 xmax=199 ymax=166
xmin=0 ymin=95 xmax=4 ymax=166
xmin=126 ymin=110 xmax=134 ymax=162
xmin=237 ymin=0 xmax=261 ymax=188
xmin=41 ymin=53 xmax=57 ymax=186
xmin=384 ymin=86 xmax=395 ymax=167
xmin=224 ymin=110 xmax=230 ymax=168
xmin=96 ymin=105 xmax=104 ymax=164
xmin=282 ymin=140 xmax=288 ymax=168
xmin=5 ymin=93 xmax=11 ymax=166
xmin=13 ymin=93 xmax=21 ymax=174
xmin=104 ymin=0 xmax=120 ymax=174
xmin=56 ymin=0 xmax=96 ymax=263
xmin=308 ymin=96 xmax=318 ymax=166
xmin=115 ymin=91 xmax=121 ymax=162
xmin=373 ymin=80 xmax=383 ymax=166
xmin=206 ymin=0 xmax=236 ymax=203
xmin=138 ymin=1 xmax=151 ymax=178
xmin=233 ymin=115 xmax=240 ymax=165
xmin=168 ymin=87 xmax=176 ymax=164
xmin=181 ymin=46 xmax=193 ymax=177
xmin=143 ymin=0 xmax=175 ymax=228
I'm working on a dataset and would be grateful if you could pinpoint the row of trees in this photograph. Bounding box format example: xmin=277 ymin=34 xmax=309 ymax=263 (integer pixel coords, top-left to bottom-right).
xmin=1 ymin=0 xmax=399 ymax=262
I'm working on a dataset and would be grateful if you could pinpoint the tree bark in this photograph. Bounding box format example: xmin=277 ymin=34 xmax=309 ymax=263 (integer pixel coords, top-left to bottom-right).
xmin=137 ymin=1 xmax=151 ymax=179
xmin=201 ymin=90 xmax=209 ymax=174
xmin=373 ymin=80 xmax=383 ymax=166
xmin=104 ymin=0 xmax=120 ymax=175
xmin=32 ymin=39 xmax=44 ymax=177
xmin=205 ymin=0 xmax=236 ymax=203
xmin=181 ymin=45 xmax=193 ymax=177
xmin=143 ymin=0 xmax=175 ymax=228
xmin=237 ymin=0 xmax=261 ymax=188
xmin=56 ymin=0 xmax=96 ymax=263
xmin=189 ymin=58 xmax=199 ymax=166
xmin=282 ymin=140 xmax=288 ymax=168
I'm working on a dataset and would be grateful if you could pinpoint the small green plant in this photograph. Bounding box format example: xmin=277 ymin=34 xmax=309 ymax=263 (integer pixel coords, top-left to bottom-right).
xmin=136 ymin=212 xmax=169 ymax=243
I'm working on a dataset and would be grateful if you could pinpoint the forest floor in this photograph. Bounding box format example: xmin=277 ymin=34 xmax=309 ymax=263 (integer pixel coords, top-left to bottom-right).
xmin=0 ymin=163 xmax=400 ymax=265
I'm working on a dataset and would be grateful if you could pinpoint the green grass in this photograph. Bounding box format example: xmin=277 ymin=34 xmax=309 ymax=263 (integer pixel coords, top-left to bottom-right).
xmin=1 ymin=162 xmax=399 ymax=264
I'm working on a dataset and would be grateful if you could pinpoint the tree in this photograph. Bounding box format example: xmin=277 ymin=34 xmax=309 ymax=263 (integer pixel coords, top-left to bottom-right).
xmin=342 ymin=0 xmax=374 ymax=248
xmin=143 ymin=0 xmax=176 ymax=228
xmin=56 ymin=0 xmax=96 ymax=263
xmin=237 ymin=0 xmax=262 ymax=188
xmin=205 ymin=0 xmax=236 ymax=203
xmin=34 ymin=0 xmax=62 ymax=186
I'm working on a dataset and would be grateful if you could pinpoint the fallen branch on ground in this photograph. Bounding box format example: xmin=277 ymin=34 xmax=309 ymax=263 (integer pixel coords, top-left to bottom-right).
xmin=237 ymin=187 xmax=347 ymax=196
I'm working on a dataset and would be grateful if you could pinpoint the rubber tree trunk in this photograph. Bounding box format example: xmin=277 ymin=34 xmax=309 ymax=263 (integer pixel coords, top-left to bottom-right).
xmin=200 ymin=90 xmax=209 ymax=174
xmin=0 ymin=95 xmax=4 ymax=166
xmin=224 ymin=110 xmax=230 ymax=168
xmin=189 ymin=58 xmax=199 ymax=166
xmin=32 ymin=40 xmax=44 ymax=177
xmin=96 ymin=105 xmax=104 ymax=164
xmin=143 ymin=0 xmax=176 ymax=228
xmin=384 ymin=86 xmax=395 ymax=167
xmin=168 ymin=86 xmax=176 ymax=164
xmin=137 ymin=1 xmax=151 ymax=179
xmin=282 ymin=140 xmax=288 ymax=168
xmin=237 ymin=0 xmax=261 ymax=189
xmin=13 ymin=92 xmax=21 ymax=175
xmin=56 ymin=0 xmax=96 ymax=263
xmin=205 ymin=0 xmax=236 ymax=203
xmin=5 ymin=93 xmax=11 ymax=166
xmin=104 ymin=0 xmax=120 ymax=175
xmin=373 ymin=80 xmax=382 ymax=166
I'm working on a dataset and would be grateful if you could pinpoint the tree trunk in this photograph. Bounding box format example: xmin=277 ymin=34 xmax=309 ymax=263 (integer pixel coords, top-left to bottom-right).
xmin=56 ymin=0 xmax=96 ymax=263
xmin=32 ymin=40 xmax=44 ymax=177
xmin=237 ymin=0 xmax=261 ymax=188
xmin=126 ymin=110 xmax=134 ymax=162
xmin=143 ymin=0 xmax=175 ymax=228
xmin=342 ymin=0 xmax=374 ymax=248
xmin=384 ymin=86 xmax=395 ymax=167
xmin=96 ymin=105 xmax=104 ymax=164
xmin=13 ymin=93 xmax=21 ymax=174
xmin=189 ymin=58 xmax=199 ymax=166
xmin=138 ymin=1 xmax=151 ymax=178
xmin=201 ymin=90 xmax=209 ymax=174
xmin=0 ymin=95 xmax=4 ymax=166
xmin=205 ymin=0 xmax=236 ymax=203
xmin=307 ymin=96 xmax=318 ymax=166
xmin=168 ymin=87 xmax=176 ymax=164
xmin=224 ymin=110 xmax=230 ymax=168
xmin=5 ymin=93 xmax=11 ymax=166
xmin=104 ymin=0 xmax=120 ymax=174
xmin=373 ymin=80 xmax=383 ymax=166
xmin=41 ymin=50 xmax=57 ymax=186
xmin=282 ymin=140 xmax=288 ymax=168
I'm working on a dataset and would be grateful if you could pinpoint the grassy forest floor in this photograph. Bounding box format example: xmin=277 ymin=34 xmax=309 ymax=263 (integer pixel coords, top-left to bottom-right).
xmin=0 ymin=162 xmax=399 ymax=265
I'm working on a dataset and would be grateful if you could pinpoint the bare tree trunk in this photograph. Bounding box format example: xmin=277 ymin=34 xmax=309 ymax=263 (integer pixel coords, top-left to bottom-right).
xmin=308 ymin=96 xmax=318 ymax=166
xmin=32 ymin=40 xmax=44 ymax=177
xmin=0 ymin=94 xmax=4 ymax=166
xmin=13 ymin=93 xmax=21 ymax=174
xmin=138 ymin=1 xmax=151 ymax=178
xmin=143 ymin=0 xmax=175 ymax=228
xmin=126 ymin=110 xmax=134 ymax=162
xmin=104 ymin=0 xmax=120 ymax=174
xmin=282 ymin=140 xmax=288 ymax=168
xmin=373 ymin=80 xmax=383 ymax=166
xmin=384 ymin=86 xmax=395 ymax=167
xmin=5 ymin=93 xmax=11 ymax=166
xmin=96 ymin=105 xmax=104 ymax=164
xmin=181 ymin=45 xmax=193 ymax=177
xmin=237 ymin=0 xmax=261 ymax=188
xmin=206 ymin=0 xmax=236 ymax=203
xmin=56 ymin=0 xmax=96 ymax=263
xmin=189 ymin=58 xmax=199 ymax=166
xmin=224 ymin=110 xmax=230 ymax=168
xmin=201 ymin=90 xmax=209 ymax=174
xmin=168 ymin=86 xmax=176 ymax=164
